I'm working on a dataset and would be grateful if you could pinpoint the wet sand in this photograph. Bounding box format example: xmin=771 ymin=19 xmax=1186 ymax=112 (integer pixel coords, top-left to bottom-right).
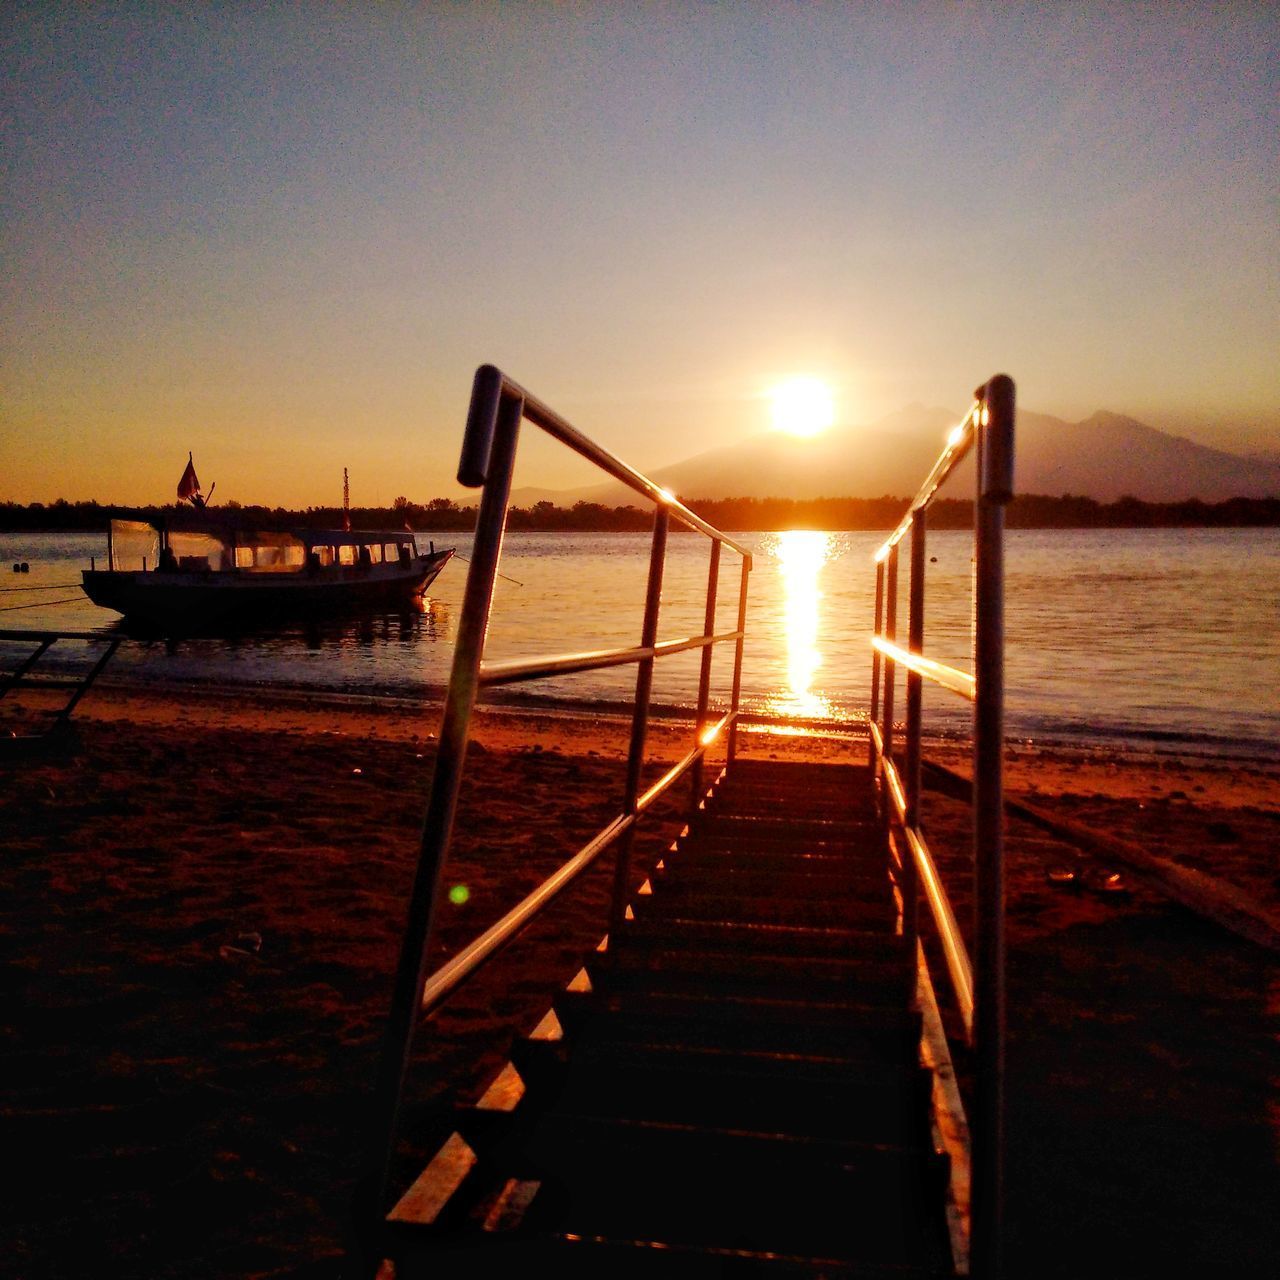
xmin=2 ymin=687 xmax=1277 ymax=1277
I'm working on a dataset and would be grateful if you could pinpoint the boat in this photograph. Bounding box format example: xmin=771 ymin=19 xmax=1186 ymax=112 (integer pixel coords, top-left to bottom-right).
xmin=80 ymin=456 xmax=455 ymax=631
xmin=81 ymin=518 xmax=454 ymax=630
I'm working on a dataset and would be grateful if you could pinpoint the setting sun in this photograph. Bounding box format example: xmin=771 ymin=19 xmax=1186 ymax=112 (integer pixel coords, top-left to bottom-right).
xmin=770 ymin=377 xmax=835 ymax=438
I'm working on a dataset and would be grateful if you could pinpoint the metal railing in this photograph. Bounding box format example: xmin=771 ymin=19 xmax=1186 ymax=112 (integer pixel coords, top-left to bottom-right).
xmin=868 ymin=374 xmax=1014 ymax=1278
xmin=0 ymin=628 xmax=123 ymax=740
xmin=361 ymin=364 xmax=752 ymax=1222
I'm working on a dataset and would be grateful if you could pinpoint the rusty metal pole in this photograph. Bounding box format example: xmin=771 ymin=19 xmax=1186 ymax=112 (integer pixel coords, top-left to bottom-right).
xmin=690 ymin=539 xmax=721 ymax=808
xmin=902 ymin=512 xmax=926 ymax=957
xmin=970 ymin=375 xmax=1014 ymax=1280
xmin=360 ymin=378 xmax=521 ymax=1225
xmin=610 ymin=505 xmax=669 ymax=933
xmin=726 ymin=554 xmax=750 ymax=769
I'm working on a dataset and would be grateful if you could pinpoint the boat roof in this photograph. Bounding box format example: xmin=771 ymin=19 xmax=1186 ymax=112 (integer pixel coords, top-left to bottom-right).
xmin=296 ymin=529 xmax=418 ymax=547
xmin=113 ymin=518 xmax=417 ymax=547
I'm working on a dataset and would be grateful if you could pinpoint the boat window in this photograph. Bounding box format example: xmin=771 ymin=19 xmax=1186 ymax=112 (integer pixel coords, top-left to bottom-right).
xmin=384 ymin=543 xmax=403 ymax=562
xmin=232 ymin=534 xmax=306 ymax=572
xmin=338 ymin=544 xmax=357 ymax=566
xmin=170 ymin=530 xmax=232 ymax=571
xmin=311 ymin=546 xmax=334 ymax=567
xmin=109 ymin=520 xmax=159 ymax=572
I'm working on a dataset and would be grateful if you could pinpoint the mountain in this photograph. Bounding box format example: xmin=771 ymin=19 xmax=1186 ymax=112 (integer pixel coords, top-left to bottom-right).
xmin=510 ymin=406 xmax=1280 ymax=505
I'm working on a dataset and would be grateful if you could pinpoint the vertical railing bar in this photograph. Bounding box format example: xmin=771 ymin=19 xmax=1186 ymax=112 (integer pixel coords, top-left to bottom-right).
xmin=726 ymin=553 xmax=750 ymax=769
xmin=609 ymin=506 xmax=670 ymax=933
xmin=902 ymin=511 xmax=926 ymax=960
xmin=879 ymin=546 xmax=899 ymax=857
xmin=360 ymin=390 xmax=523 ymax=1222
xmin=57 ymin=637 xmax=122 ymax=721
xmin=690 ymin=539 xmax=722 ymax=806
xmin=0 ymin=636 xmax=55 ymax=698
xmin=970 ymin=375 xmax=1014 ymax=1280
xmin=869 ymin=558 xmax=885 ymax=772
xmin=880 ymin=546 xmax=899 ymax=765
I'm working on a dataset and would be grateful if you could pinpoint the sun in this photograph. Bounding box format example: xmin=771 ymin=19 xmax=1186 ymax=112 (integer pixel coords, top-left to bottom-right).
xmin=770 ymin=377 xmax=835 ymax=438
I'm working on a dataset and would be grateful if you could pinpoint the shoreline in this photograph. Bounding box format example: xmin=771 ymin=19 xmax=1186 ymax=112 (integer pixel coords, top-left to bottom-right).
xmin=10 ymin=664 xmax=1280 ymax=767
xmin=6 ymin=492 xmax=1280 ymax=536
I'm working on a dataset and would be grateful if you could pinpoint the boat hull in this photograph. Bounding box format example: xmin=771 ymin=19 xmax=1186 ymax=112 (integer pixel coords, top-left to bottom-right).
xmin=82 ymin=550 xmax=453 ymax=631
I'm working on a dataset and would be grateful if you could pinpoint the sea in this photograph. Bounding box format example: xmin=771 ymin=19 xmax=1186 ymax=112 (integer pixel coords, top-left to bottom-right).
xmin=3 ymin=527 xmax=1278 ymax=761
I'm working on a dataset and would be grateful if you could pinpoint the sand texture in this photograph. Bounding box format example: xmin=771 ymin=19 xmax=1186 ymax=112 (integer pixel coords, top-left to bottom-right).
xmin=2 ymin=688 xmax=1278 ymax=1277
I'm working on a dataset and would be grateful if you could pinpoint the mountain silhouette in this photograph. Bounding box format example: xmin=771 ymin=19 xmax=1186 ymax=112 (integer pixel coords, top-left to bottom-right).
xmin=511 ymin=406 xmax=1280 ymax=505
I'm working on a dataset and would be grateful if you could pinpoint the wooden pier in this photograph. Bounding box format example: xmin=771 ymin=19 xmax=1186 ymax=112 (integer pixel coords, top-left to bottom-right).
xmin=375 ymin=757 xmax=959 ymax=1276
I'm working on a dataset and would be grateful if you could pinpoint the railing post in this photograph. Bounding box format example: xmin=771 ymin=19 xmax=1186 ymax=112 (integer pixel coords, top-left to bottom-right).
xmin=57 ymin=637 xmax=122 ymax=722
xmin=726 ymin=554 xmax=750 ymax=769
xmin=880 ymin=546 xmax=899 ymax=761
xmin=902 ymin=513 xmax=926 ymax=957
xmin=878 ymin=546 xmax=899 ymax=855
xmin=869 ymin=558 xmax=884 ymax=772
xmin=690 ymin=539 xmax=721 ymax=808
xmin=359 ymin=389 xmax=523 ymax=1227
xmin=609 ymin=506 xmax=670 ymax=933
xmin=970 ymin=374 xmax=1014 ymax=1280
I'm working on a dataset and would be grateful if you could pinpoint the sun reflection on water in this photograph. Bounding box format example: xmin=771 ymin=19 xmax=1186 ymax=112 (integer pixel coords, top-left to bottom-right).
xmin=765 ymin=529 xmax=838 ymax=721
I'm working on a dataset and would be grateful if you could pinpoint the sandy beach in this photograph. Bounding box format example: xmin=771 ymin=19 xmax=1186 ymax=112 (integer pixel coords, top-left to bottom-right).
xmin=2 ymin=685 xmax=1278 ymax=1277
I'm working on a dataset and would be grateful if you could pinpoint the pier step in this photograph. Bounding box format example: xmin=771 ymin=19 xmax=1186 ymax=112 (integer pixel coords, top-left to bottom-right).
xmin=382 ymin=1225 xmax=950 ymax=1278
xmin=591 ymin=947 xmax=914 ymax=1006
xmin=652 ymin=859 xmax=887 ymax=897
xmin=618 ymin=916 xmax=905 ymax=960
xmin=510 ymin=1038 xmax=933 ymax=1145
xmin=455 ymin=1113 xmax=949 ymax=1266
xmin=379 ymin=759 xmax=955 ymax=1276
xmin=554 ymin=988 xmax=922 ymax=1060
xmin=633 ymin=887 xmax=895 ymax=930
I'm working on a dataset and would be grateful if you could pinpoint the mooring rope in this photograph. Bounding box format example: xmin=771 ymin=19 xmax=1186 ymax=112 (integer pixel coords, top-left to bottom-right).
xmin=451 ymin=552 xmax=524 ymax=587
xmin=0 ymin=595 xmax=85 ymax=613
xmin=0 ymin=582 xmax=83 ymax=593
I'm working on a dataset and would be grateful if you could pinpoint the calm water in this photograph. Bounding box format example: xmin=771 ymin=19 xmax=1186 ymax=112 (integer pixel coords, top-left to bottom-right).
xmin=3 ymin=528 xmax=1278 ymax=759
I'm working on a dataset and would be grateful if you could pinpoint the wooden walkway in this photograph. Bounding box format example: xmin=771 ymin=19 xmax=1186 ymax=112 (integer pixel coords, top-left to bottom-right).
xmin=377 ymin=758 xmax=957 ymax=1276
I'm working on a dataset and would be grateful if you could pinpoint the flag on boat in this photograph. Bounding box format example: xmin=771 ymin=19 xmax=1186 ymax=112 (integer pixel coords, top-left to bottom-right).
xmin=177 ymin=453 xmax=201 ymax=503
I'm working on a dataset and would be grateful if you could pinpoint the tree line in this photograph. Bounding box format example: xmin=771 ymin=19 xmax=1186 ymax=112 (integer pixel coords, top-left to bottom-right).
xmin=3 ymin=492 xmax=1279 ymax=533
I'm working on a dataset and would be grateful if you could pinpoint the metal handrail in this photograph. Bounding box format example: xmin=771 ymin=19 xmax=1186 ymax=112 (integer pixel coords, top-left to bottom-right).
xmin=0 ymin=628 xmax=109 ymax=641
xmin=477 ymin=628 xmax=743 ymax=687
xmin=871 ymin=721 xmax=975 ymax=1030
xmin=460 ymin=365 xmax=752 ymax=555
xmin=415 ymin=705 xmax=735 ymax=1021
xmin=0 ymin=629 xmax=123 ymax=725
xmin=868 ymin=373 xmax=1014 ymax=1279
xmin=870 ymin=636 xmax=976 ymax=701
xmin=362 ymin=365 xmax=752 ymax=1227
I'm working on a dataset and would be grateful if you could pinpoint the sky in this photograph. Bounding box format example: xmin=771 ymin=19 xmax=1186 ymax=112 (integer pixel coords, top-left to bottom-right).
xmin=2 ymin=3 xmax=1277 ymax=507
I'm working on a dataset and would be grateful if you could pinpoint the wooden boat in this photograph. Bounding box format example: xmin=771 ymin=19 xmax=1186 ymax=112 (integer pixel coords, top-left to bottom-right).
xmin=81 ymin=518 xmax=453 ymax=630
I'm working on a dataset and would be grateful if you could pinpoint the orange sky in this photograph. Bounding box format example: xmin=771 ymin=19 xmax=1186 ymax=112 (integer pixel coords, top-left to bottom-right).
xmin=3 ymin=5 xmax=1277 ymax=506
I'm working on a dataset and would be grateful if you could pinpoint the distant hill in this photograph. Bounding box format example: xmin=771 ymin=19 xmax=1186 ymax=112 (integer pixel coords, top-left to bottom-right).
xmin=511 ymin=405 xmax=1280 ymax=505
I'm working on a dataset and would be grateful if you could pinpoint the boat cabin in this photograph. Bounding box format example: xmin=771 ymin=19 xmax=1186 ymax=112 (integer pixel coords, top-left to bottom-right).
xmin=105 ymin=519 xmax=422 ymax=575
